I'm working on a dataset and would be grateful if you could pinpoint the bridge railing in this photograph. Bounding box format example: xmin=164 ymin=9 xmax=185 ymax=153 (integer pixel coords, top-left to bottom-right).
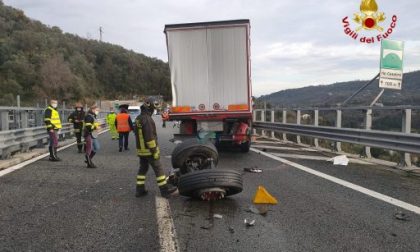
xmin=0 ymin=106 xmax=109 ymax=131
xmin=0 ymin=118 xmax=107 ymax=160
xmin=253 ymin=106 xmax=420 ymax=167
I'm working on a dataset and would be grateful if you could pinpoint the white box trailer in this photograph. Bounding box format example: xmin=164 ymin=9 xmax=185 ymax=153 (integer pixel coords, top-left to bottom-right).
xmin=164 ymin=20 xmax=252 ymax=152
xmin=165 ymin=19 xmax=252 ymax=115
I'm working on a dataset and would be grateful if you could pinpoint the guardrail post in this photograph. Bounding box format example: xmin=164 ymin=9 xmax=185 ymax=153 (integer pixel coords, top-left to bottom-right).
xmin=21 ymin=111 xmax=29 ymax=128
xmin=334 ymin=109 xmax=342 ymax=152
xmin=1 ymin=111 xmax=9 ymax=131
xmin=282 ymin=110 xmax=287 ymax=141
xmin=252 ymin=110 xmax=257 ymax=135
xmin=261 ymin=110 xmax=266 ymax=136
xmin=271 ymin=110 xmax=276 ymax=139
xmin=296 ymin=110 xmax=301 ymax=144
xmin=62 ymin=101 xmax=66 ymax=119
xmin=363 ymin=109 xmax=372 ymax=158
xmin=314 ymin=109 xmax=319 ymax=148
xmin=401 ymin=109 xmax=412 ymax=167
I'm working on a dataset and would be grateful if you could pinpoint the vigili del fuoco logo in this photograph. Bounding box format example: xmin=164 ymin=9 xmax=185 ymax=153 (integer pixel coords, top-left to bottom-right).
xmin=342 ymin=0 xmax=398 ymax=44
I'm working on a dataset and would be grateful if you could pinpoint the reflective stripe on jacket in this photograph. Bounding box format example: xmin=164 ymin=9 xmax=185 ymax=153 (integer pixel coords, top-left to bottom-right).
xmin=116 ymin=113 xmax=131 ymax=132
xmin=134 ymin=111 xmax=158 ymax=157
xmin=44 ymin=106 xmax=62 ymax=130
xmin=106 ymin=113 xmax=117 ymax=125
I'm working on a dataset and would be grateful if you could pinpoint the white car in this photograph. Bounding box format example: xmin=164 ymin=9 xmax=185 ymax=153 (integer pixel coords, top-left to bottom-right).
xmin=128 ymin=105 xmax=141 ymax=120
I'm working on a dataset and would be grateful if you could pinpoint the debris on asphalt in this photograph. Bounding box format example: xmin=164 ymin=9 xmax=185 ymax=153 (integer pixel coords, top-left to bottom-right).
xmin=200 ymin=224 xmax=212 ymax=230
xmin=246 ymin=205 xmax=268 ymax=216
xmin=178 ymin=213 xmax=195 ymax=217
xmin=213 ymin=214 xmax=223 ymax=219
xmin=394 ymin=211 xmax=410 ymax=221
xmin=229 ymin=226 xmax=235 ymax=234
xmin=262 ymin=148 xmax=267 ymax=152
xmin=327 ymin=155 xmax=349 ymax=166
xmin=244 ymin=167 xmax=263 ymax=173
xmin=253 ymin=186 xmax=278 ymax=204
xmin=244 ymin=219 xmax=255 ymax=227
xmin=169 ymin=139 xmax=183 ymax=144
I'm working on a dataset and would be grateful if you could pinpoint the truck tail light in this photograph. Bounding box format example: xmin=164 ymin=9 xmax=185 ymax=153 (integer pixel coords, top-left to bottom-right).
xmin=172 ymin=106 xmax=191 ymax=113
xmin=228 ymin=104 xmax=249 ymax=111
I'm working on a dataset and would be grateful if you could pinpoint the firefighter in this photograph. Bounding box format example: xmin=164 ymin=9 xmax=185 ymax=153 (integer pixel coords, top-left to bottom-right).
xmin=115 ymin=106 xmax=133 ymax=152
xmin=44 ymin=99 xmax=62 ymax=161
xmin=106 ymin=108 xmax=119 ymax=140
xmin=84 ymin=105 xmax=101 ymax=168
xmin=134 ymin=97 xmax=177 ymax=198
xmin=68 ymin=102 xmax=85 ymax=153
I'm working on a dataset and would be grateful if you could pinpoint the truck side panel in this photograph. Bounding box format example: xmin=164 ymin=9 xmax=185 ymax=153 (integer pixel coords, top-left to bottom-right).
xmin=207 ymin=27 xmax=248 ymax=111
xmin=167 ymin=29 xmax=209 ymax=109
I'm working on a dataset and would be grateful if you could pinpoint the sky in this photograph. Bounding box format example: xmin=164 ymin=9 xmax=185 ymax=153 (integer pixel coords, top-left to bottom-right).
xmin=4 ymin=0 xmax=420 ymax=96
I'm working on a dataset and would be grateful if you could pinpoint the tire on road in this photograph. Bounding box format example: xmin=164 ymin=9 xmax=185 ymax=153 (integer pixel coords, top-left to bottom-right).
xmin=178 ymin=169 xmax=243 ymax=198
xmin=171 ymin=138 xmax=219 ymax=174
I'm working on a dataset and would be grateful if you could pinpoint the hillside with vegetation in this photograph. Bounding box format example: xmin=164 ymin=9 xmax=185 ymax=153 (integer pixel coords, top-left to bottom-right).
xmin=0 ymin=1 xmax=171 ymax=106
xmin=259 ymin=70 xmax=420 ymax=108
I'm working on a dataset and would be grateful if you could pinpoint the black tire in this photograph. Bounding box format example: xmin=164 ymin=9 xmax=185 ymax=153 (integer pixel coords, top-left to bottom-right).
xmin=178 ymin=169 xmax=243 ymax=198
xmin=171 ymin=138 xmax=218 ymax=174
xmin=240 ymin=140 xmax=251 ymax=153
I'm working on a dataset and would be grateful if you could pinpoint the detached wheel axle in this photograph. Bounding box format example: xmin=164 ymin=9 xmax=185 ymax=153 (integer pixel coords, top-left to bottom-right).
xmin=177 ymin=169 xmax=243 ymax=200
xmin=198 ymin=188 xmax=226 ymax=201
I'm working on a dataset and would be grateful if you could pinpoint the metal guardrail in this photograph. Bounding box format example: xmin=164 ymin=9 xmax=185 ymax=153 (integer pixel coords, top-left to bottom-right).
xmin=0 ymin=119 xmax=106 ymax=159
xmin=253 ymin=107 xmax=419 ymax=167
xmin=0 ymin=106 xmax=110 ymax=131
xmin=253 ymin=122 xmax=420 ymax=154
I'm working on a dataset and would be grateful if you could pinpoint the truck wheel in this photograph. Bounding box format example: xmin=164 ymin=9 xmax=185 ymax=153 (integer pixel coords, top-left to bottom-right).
xmin=178 ymin=169 xmax=243 ymax=199
xmin=240 ymin=140 xmax=251 ymax=153
xmin=172 ymin=139 xmax=218 ymax=174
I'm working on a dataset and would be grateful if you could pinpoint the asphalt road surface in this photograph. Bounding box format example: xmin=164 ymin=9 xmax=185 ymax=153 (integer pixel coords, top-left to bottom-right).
xmin=1 ymin=117 xmax=419 ymax=251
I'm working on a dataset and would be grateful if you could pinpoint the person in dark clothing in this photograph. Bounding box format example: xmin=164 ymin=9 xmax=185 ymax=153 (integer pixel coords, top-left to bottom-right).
xmin=68 ymin=102 xmax=85 ymax=153
xmin=44 ymin=99 xmax=62 ymax=161
xmin=84 ymin=105 xmax=101 ymax=168
xmin=134 ymin=97 xmax=177 ymax=198
xmin=115 ymin=107 xmax=133 ymax=152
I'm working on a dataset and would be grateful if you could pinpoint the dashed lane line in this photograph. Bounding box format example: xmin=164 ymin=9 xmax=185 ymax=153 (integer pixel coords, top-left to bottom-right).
xmin=155 ymin=196 xmax=179 ymax=252
xmin=0 ymin=129 xmax=109 ymax=178
xmin=251 ymin=148 xmax=420 ymax=215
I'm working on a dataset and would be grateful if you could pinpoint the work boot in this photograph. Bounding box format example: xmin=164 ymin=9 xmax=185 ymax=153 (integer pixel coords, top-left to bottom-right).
xmin=85 ymin=154 xmax=96 ymax=168
xmin=53 ymin=147 xmax=61 ymax=161
xmin=119 ymin=147 xmax=122 ymax=152
xmin=135 ymin=186 xmax=148 ymax=197
xmin=160 ymin=184 xmax=178 ymax=198
xmin=77 ymin=145 xmax=83 ymax=153
xmin=89 ymin=151 xmax=97 ymax=168
xmin=48 ymin=147 xmax=58 ymax=161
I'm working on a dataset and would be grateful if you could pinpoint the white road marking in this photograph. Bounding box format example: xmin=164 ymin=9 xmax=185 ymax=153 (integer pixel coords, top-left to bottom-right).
xmin=0 ymin=129 xmax=109 ymax=177
xmin=155 ymin=196 xmax=179 ymax=252
xmin=269 ymin=152 xmax=373 ymax=165
xmin=251 ymin=148 xmax=420 ymax=215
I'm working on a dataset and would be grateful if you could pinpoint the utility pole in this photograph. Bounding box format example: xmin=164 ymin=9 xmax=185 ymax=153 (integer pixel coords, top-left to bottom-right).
xmin=99 ymin=26 xmax=103 ymax=42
